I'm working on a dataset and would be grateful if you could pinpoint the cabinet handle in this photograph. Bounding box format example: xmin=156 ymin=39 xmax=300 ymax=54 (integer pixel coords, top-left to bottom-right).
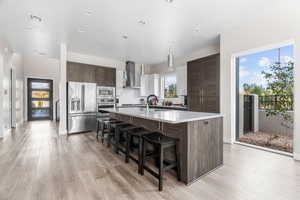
xmin=201 ymin=88 xmax=204 ymax=104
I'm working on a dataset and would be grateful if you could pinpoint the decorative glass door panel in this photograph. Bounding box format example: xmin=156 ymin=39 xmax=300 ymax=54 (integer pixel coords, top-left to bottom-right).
xmin=28 ymin=78 xmax=53 ymax=120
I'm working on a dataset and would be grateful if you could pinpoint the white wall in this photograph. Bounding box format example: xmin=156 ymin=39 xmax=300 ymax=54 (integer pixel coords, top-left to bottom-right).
xmin=0 ymin=37 xmax=24 ymax=137
xmin=12 ymin=53 xmax=24 ymax=125
xmin=1 ymin=44 xmax=13 ymax=133
xmin=220 ymin=5 xmax=300 ymax=160
xmin=23 ymin=55 xmax=60 ymax=121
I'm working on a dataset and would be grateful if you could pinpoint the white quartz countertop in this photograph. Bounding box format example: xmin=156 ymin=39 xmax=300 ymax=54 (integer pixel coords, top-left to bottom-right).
xmin=99 ymin=107 xmax=223 ymax=124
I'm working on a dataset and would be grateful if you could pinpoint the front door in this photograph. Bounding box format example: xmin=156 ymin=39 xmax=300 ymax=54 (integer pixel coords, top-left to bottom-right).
xmin=27 ymin=78 xmax=53 ymax=121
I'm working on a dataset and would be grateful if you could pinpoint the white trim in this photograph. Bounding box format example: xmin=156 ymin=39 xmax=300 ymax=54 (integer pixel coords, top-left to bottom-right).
xmin=234 ymin=141 xmax=293 ymax=157
xmin=232 ymin=39 xmax=295 ymax=57
xmin=231 ymin=40 xmax=296 ymax=154
xmin=294 ymin=153 xmax=300 ymax=161
xmin=223 ymin=138 xmax=233 ymax=144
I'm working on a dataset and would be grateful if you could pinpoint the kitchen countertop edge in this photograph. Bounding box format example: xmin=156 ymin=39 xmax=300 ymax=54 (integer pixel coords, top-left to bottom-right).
xmin=99 ymin=108 xmax=224 ymax=124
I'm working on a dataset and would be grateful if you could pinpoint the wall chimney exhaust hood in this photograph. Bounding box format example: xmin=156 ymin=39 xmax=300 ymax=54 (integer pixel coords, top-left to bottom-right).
xmin=124 ymin=61 xmax=141 ymax=88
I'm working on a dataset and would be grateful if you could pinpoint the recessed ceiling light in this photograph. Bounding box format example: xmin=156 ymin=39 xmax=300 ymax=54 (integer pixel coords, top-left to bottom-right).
xmin=138 ymin=20 xmax=146 ymax=25
xmin=39 ymin=52 xmax=47 ymax=56
xmin=122 ymin=35 xmax=128 ymax=39
xmin=165 ymin=0 xmax=173 ymax=3
xmin=85 ymin=10 xmax=92 ymax=16
xmin=24 ymin=26 xmax=33 ymax=30
xmin=29 ymin=14 xmax=42 ymax=22
xmin=194 ymin=28 xmax=200 ymax=33
xmin=78 ymin=28 xmax=86 ymax=33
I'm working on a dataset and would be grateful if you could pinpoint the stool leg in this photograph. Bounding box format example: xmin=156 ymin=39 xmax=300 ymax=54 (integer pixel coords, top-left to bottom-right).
xmin=175 ymin=142 xmax=181 ymax=181
xmin=125 ymin=133 xmax=131 ymax=163
xmin=107 ymin=127 xmax=111 ymax=148
xmin=159 ymin=145 xmax=164 ymax=191
xmin=138 ymin=136 xmax=143 ymax=174
xmin=115 ymin=127 xmax=120 ymax=154
xmin=101 ymin=123 xmax=105 ymax=144
xmin=96 ymin=121 xmax=100 ymax=141
xmin=141 ymin=138 xmax=146 ymax=176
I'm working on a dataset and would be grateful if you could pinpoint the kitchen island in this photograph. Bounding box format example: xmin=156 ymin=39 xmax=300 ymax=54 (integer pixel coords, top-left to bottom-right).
xmin=100 ymin=107 xmax=223 ymax=185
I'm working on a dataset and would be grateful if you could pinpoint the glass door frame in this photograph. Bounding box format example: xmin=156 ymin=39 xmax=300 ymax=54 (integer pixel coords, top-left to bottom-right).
xmin=27 ymin=78 xmax=53 ymax=121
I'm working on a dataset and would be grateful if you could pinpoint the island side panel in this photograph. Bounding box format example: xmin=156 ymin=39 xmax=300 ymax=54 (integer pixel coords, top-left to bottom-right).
xmin=187 ymin=117 xmax=223 ymax=183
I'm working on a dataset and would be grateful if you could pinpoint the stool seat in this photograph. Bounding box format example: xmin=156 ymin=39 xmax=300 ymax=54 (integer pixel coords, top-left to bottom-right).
xmin=143 ymin=132 xmax=178 ymax=146
xmin=119 ymin=125 xmax=137 ymax=132
xmin=127 ymin=128 xmax=151 ymax=137
xmin=110 ymin=122 xmax=130 ymax=128
xmin=96 ymin=118 xmax=120 ymax=143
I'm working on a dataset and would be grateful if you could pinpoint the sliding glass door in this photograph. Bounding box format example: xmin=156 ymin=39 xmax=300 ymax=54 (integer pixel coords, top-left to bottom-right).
xmin=27 ymin=78 xmax=53 ymax=120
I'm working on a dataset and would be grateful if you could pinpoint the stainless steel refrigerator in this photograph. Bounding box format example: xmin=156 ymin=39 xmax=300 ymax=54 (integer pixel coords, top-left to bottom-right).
xmin=67 ymin=81 xmax=97 ymax=134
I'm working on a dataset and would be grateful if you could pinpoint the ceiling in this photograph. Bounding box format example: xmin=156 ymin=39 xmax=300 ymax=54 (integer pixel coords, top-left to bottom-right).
xmin=0 ymin=0 xmax=296 ymax=64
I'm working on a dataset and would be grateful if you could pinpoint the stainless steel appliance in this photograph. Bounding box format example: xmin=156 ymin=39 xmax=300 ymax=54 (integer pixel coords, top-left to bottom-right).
xmin=97 ymin=86 xmax=115 ymax=118
xmin=97 ymin=86 xmax=115 ymax=106
xmin=68 ymin=82 xmax=97 ymax=134
xmin=124 ymin=61 xmax=141 ymax=88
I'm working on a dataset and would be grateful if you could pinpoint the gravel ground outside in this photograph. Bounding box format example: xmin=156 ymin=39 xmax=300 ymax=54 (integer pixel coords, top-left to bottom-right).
xmin=237 ymin=132 xmax=293 ymax=153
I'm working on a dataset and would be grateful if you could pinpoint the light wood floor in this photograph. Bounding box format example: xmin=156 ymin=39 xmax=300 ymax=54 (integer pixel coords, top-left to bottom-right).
xmin=0 ymin=121 xmax=299 ymax=200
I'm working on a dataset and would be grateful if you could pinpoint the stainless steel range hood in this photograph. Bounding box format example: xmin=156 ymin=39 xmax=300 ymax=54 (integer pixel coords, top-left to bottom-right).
xmin=124 ymin=61 xmax=141 ymax=88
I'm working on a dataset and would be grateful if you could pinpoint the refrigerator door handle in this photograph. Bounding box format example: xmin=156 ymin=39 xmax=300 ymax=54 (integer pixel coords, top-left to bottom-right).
xmin=82 ymin=84 xmax=85 ymax=112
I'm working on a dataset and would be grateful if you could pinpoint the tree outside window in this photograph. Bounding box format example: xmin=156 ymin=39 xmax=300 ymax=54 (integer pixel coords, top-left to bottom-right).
xmin=164 ymin=74 xmax=177 ymax=98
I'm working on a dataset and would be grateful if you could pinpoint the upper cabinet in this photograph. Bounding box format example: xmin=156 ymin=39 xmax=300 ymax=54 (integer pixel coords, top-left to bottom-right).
xmin=176 ymin=66 xmax=187 ymax=96
xmin=187 ymin=54 xmax=220 ymax=113
xmin=67 ymin=62 xmax=96 ymax=83
xmin=95 ymin=67 xmax=116 ymax=87
xmin=140 ymin=74 xmax=160 ymax=97
xmin=67 ymin=62 xmax=116 ymax=87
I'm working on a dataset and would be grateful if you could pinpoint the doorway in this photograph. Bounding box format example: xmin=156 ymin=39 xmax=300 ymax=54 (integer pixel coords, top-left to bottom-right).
xmin=27 ymin=78 xmax=53 ymax=121
xmin=235 ymin=44 xmax=294 ymax=153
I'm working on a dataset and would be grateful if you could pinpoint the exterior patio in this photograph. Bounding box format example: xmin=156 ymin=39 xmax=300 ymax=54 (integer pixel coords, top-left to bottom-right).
xmin=237 ymin=131 xmax=293 ymax=153
xmin=238 ymin=95 xmax=294 ymax=153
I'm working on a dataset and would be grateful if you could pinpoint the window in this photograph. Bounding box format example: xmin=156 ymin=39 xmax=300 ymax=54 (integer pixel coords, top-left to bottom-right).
xmin=164 ymin=73 xmax=177 ymax=98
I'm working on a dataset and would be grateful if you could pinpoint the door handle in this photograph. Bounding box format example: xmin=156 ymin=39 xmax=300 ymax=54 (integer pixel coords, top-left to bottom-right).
xmin=82 ymin=85 xmax=85 ymax=111
xmin=201 ymin=88 xmax=204 ymax=104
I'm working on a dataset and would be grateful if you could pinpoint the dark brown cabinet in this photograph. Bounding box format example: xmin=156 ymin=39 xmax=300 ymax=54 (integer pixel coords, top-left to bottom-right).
xmin=94 ymin=66 xmax=116 ymax=86
xmin=67 ymin=62 xmax=116 ymax=86
xmin=187 ymin=54 xmax=220 ymax=113
xmin=67 ymin=62 xmax=96 ymax=83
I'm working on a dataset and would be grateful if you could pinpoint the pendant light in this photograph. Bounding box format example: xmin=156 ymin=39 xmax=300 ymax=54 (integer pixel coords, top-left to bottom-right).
xmin=141 ymin=64 xmax=145 ymax=75
xmin=168 ymin=47 xmax=174 ymax=71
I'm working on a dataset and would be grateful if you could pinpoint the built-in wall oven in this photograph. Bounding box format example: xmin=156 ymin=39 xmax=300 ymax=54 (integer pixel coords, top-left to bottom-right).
xmin=97 ymin=86 xmax=115 ymax=117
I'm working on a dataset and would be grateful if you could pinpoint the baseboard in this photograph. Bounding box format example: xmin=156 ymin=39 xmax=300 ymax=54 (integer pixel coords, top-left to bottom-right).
xmin=294 ymin=153 xmax=300 ymax=161
xmin=234 ymin=141 xmax=293 ymax=157
xmin=223 ymin=138 xmax=233 ymax=144
xmin=59 ymin=129 xmax=68 ymax=136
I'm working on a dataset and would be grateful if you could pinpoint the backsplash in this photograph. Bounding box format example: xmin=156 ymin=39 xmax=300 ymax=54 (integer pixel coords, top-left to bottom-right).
xmin=117 ymin=88 xmax=141 ymax=105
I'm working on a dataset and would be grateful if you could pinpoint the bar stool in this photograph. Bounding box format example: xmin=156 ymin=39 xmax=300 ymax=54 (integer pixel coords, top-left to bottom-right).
xmin=141 ymin=132 xmax=181 ymax=191
xmin=96 ymin=118 xmax=120 ymax=143
xmin=109 ymin=122 xmax=133 ymax=153
xmin=125 ymin=128 xmax=153 ymax=174
xmin=115 ymin=124 xmax=138 ymax=154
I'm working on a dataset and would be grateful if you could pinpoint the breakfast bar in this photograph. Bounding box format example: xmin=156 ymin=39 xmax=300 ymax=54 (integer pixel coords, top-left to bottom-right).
xmin=100 ymin=107 xmax=223 ymax=185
